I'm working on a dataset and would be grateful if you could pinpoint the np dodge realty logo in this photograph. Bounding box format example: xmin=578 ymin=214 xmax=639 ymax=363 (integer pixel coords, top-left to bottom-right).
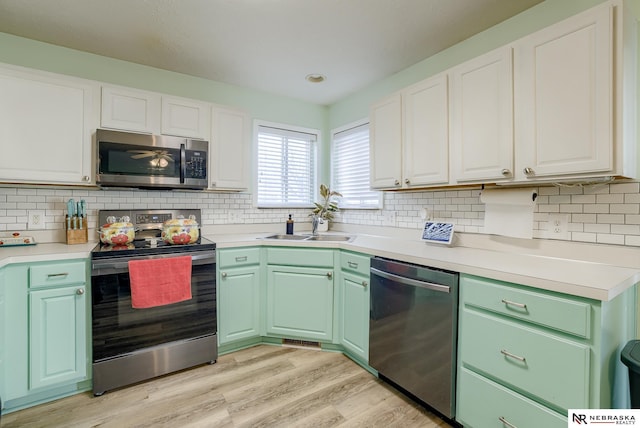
xmin=569 ymin=409 xmax=640 ymax=426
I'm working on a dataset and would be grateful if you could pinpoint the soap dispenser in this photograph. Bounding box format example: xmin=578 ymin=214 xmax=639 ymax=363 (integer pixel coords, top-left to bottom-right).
xmin=286 ymin=214 xmax=294 ymax=235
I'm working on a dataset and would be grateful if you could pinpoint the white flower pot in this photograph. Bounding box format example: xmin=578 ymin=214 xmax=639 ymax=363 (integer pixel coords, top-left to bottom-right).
xmin=317 ymin=218 xmax=329 ymax=232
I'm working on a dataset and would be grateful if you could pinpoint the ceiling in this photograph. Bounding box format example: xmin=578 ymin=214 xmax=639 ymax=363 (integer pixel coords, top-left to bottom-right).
xmin=0 ymin=0 xmax=544 ymax=105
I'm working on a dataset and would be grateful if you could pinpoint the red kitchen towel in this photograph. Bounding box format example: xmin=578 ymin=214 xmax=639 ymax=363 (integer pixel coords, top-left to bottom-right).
xmin=128 ymin=256 xmax=193 ymax=309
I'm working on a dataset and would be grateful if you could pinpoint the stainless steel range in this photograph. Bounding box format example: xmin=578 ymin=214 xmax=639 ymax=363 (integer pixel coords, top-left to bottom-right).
xmin=90 ymin=209 xmax=217 ymax=396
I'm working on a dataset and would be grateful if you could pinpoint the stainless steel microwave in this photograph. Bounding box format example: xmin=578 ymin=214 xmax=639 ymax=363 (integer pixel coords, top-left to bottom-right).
xmin=96 ymin=129 xmax=208 ymax=190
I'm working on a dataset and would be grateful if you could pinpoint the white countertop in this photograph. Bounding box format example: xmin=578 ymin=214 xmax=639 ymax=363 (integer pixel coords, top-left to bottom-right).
xmin=1 ymin=231 xmax=639 ymax=302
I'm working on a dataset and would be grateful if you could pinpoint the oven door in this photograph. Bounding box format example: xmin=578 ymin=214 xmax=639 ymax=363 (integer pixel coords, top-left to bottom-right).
xmin=91 ymin=252 xmax=216 ymax=362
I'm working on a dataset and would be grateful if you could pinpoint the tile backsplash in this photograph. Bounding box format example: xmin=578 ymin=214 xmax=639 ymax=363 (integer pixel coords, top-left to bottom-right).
xmin=2 ymin=180 xmax=640 ymax=247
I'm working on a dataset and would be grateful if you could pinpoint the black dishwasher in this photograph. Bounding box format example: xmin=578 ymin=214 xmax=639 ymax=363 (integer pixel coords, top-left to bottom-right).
xmin=369 ymin=256 xmax=459 ymax=420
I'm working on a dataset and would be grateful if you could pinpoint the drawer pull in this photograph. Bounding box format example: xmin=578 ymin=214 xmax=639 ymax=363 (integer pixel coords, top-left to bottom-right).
xmin=501 ymin=299 xmax=527 ymax=309
xmin=348 ymin=261 xmax=358 ymax=269
xmin=47 ymin=273 xmax=69 ymax=278
xmin=76 ymin=288 xmax=85 ymax=295
xmin=221 ymin=272 xmax=227 ymax=278
xmin=235 ymin=256 xmax=248 ymax=262
xmin=361 ymin=281 xmax=368 ymax=288
xmin=498 ymin=416 xmax=518 ymax=428
xmin=500 ymin=349 xmax=526 ymax=363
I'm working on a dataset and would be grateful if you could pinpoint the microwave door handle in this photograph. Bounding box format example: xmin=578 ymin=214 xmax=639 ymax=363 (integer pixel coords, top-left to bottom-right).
xmin=180 ymin=143 xmax=186 ymax=183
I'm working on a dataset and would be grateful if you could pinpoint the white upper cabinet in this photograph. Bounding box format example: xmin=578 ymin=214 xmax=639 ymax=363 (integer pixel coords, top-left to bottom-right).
xmin=402 ymin=74 xmax=449 ymax=187
xmin=370 ymin=73 xmax=449 ymax=190
xmin=514 ymin=2 xmax=616 ymax=181
xmin=0 ymin=65 xmax=97 ymax=185
xmin=370 ymin=94 xmax=403 ymax=189
xmin=101 ymin=86 xmax=161 ymax=134
xmin=161 ymin=96 xmax=210 ymax=140
xmin=450 ymin=46 xmax=513 ymax=183
xmin=209 ymin=106 xmax=250 ymax=190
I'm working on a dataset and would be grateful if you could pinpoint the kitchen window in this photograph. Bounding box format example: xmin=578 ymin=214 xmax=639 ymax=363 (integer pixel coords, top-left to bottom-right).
xmin=256 ymin=122 xmax=318 ymax=208
xmin=332 ymin=121 xmax=381 ymax=209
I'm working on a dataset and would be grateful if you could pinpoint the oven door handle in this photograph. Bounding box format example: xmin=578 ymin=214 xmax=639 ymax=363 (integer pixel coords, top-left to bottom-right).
xmin=92 ymin=252 xmax=216 ymax=275
xmin=370 ymin=267 xmax=450 ymax=293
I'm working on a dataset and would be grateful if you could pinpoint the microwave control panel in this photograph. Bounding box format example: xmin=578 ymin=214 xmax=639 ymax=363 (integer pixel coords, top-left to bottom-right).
xmin=186 ymin=150 xmax=207 ymax=179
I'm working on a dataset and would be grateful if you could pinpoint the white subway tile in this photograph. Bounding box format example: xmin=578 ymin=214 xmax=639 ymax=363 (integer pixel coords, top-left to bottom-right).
xmin=597 ymin=214 xmax=625 ymax=224
xmin=610 ymin=182 xmax=640 ymax=194
xmin=583 ymin=204 xmax=609 ymax=214
xmin=584 ymin=223 xmax=610 ymax=233
xmin=596 ymin=194 xmax=624 ymax=204
xmin=597 ymin=234 xmax=625 ymax=245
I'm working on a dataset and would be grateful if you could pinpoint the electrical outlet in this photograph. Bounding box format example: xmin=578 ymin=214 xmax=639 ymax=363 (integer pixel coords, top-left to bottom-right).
xmin=546 ymin=213 xmax=569 ymax=239
xmin=28 ymin=210 xmax=46 ymax=230
xmin=382 ymin=210 xmax=396 ymax=226
xmin=228 ymin=212 xmax=241 ymax=223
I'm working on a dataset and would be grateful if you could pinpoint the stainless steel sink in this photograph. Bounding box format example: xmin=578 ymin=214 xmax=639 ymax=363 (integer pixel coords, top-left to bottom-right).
xmin=262 ymin=234 xmax=353 ymax=242
xmin=263 ymin=234 xmax=309 ymax=240
xmin=306 ymin=235 xmax=353 ymax=242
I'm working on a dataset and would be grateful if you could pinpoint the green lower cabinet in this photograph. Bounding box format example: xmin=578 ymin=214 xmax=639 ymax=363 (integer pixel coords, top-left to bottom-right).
xmin=218 ymin=264 xmax=261 ymax=345
xmin=339 ymin=270 xmax=369 ymax=362
xmin=29 ymin=285 xmax=87 ymax=390
xmin=456 ymin=274 xmax=636 ymax=426
xmin=266 ymin=265 xmax=334 ymax=341
xmin=457 ymin=367 xmax=565 ymax=428
xmin=2 ymin=260 xmax=90 ymax=413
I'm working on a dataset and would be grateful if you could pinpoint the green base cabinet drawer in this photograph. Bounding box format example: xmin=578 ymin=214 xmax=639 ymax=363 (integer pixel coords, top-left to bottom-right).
xmin=29 ymin=261 xmax=86 ymax=288
xmin=457 ymin=367 xmax=565 ymax=428
xmin=267 ymin=248 xmax=334 ymax=267
xmin=460 ymin=308 xmax=589 ymax=410
xmin=461 ymin=275 xmax=591 ymax=338
xmin=218 ymin=247 xmax=261 ymax=268
xmin=340 ymin=252 xmax=370 ymax=276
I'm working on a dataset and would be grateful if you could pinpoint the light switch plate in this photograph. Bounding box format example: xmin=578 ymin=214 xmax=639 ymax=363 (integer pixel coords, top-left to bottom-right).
xmin=28 ymin=210 xmax=46 ymax=230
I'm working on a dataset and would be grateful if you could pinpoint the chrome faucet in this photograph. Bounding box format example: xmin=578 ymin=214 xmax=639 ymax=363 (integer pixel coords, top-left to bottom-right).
xmin=311 ymin=215 xmax=320 ymax=236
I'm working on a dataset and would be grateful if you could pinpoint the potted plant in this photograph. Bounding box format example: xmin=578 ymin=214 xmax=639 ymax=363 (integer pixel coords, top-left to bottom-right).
xmin=311 ymin=184 xmax=342 ymax=232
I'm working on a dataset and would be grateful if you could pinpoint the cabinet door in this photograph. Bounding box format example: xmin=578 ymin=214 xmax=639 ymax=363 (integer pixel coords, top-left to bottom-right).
xmin=218 ymin=265 xmax=261 ymax=345
xmin=210 ymin=106 xmax=249 ymax=190
xmin=29 ymin=285 xmax=87 ymax=390
xmin=161 ymin=96 xmax=210 ymax=139
xmin=402 ymin=74 xmax=449 ymax=187
xmin=339 ymin=271 xmax=369 ymax=362
xmin=101 ymin=85 xmax=160 ymax=134
xmin=0 ymin=67 xmax=94 ymax=185
xmin=514 ymin=5 xmax=613 ymax=180
xmin=450 ymin=46 xmax=513 ymax=183
xmin=370 ymin=93 xmax=402 ymax=189
xmin=266 ymin=265 xmax=334 ymax=341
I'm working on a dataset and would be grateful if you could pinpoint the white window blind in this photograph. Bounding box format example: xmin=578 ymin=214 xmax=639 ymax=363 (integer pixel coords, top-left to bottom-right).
xmin=257 ymin=124 xmax=317 ymax=207
xmin=332 ymin=122 xmax=381 ymax=209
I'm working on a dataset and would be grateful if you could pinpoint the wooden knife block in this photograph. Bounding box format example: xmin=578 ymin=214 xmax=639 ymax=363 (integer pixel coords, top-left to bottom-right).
xmin=66 ymin=217 xmax=88 ymax=245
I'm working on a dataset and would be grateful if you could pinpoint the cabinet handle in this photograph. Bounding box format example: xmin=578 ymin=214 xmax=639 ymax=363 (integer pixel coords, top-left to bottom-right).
xmin=501 ymin=169 xmax=511 ymax=176
xmin=498 ymin=416 xmax=518 ymax=428
xmin=501 ymin=299 xmax=527 ymax=309
xmin=361 ymin=281 xmax=368 ymax=288
xmin=221 ymin=272 xmax=227 ymax=278
xmin=404 ymin=178 xmax=410 ymax=185
xmin=394 ymin=179 xmax=400 ymax=186
xmin=327 ymin=272 xmax=333 ymax=279
xmin=348 ymin=261 xmax=358 ymax=269
xmin=47 ymin=273 xmax=69 ymax=278
xmin=82 ymin=175 xmax=90 ymax=182
xmin=76 ymin=288 xmax=85 ymax=295
xmin=235 ymin=256 xmax=248 ymax=262
xmin=523 ymin=167 xmax=535 ymax=177
xmin=500 ymin=349 xmax=526 ymax=363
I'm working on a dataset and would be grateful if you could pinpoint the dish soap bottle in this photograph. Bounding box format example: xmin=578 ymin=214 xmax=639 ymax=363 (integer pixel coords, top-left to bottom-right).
xmin=286 ymin=214 xmax=294 ymax=235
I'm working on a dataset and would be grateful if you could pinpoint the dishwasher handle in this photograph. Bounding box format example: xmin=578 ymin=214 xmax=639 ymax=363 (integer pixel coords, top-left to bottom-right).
xmin=370 ymin=267 xmax=451 ymax=293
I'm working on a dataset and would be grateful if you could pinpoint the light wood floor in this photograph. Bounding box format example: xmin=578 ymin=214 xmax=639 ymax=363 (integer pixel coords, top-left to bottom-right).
xmin=2 ymin=345 xmax=453 ymax=427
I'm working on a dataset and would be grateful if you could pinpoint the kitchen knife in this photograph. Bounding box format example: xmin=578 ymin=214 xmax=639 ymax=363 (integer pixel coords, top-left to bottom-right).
xmin=67 ymin=199 xmax=74 ymax=229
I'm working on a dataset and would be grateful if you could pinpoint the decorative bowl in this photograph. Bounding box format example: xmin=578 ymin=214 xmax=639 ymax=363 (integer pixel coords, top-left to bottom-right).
xmin=161 ymin=216 xmax=199 ymax=245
